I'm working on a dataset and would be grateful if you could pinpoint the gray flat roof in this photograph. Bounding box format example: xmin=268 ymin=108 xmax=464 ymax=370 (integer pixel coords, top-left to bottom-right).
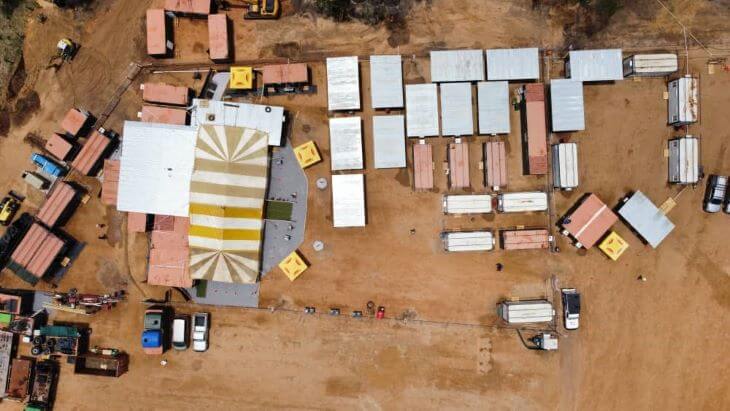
xmin=550 ymin=79 xmax=585 ymax=132
xmin=189 ymin=98 xmax=285 ymax=146
xmin=373 ymin=115 xmax=406 ymax=169
xmin=440 ymin=83 xmax=473 ymax=136
xmin=477 ymin=81 xmax=510 ymax=135
xmin=485 ymin=48 xmax=540 ymax=80
xmin=326 ymin=56 xmax=361 ymax=111
xmin=567 ymin=49 xmax=624 ymax=82
xmin=370 ymin=55 xmax=404 ymax=109
xmin=329 ymin=117 xmax=363 ymax=171
xmin=618 ymin=191 xmax=675 ymax=248
xmin=405 ymin=84 xmax=439 ymax=137
xmin=430 ymin=50 xmax=485 ymax=82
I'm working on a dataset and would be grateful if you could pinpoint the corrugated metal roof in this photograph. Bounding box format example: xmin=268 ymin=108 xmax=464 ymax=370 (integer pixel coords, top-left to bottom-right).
xmin=141 ymin=106 xmax=188 ymax=125
xmin=440 ymin=83 xmax=473 ymax=136
xmin=430 ymin=50 xmax=485 ymax=82
xmin=142 ymin=83 xmax=189 ymax=106
xmin=189 ymin=99 xmax=284 ymax=146
xmin=550 ymin=79 xmax=585 ymax=132
xmin=668 ymin=137 xmax=699 ymax=184
xmin=413 ymin=142 xmax=433 ymax=190
xmin=370 ymin=55 xmax=404 ymax=109
xmin=45 ymin=134 xmax=74 ymax=161
xmin=262 ymin=63 xmax=308 ymax=85
xmin=485 ymin=48 xmax=540 ymax=80
xmin=484 ymin=141 xmax=507 ymax=190
xmin=552 ymin=143 xmax=579 ymax=189
xmin=60 ymin=109 xmax=88 ymax=137
xmin=26 ymin=233 xmax=64 ymax=278
xmin=523 ymin=84 xmax=547 ymax=175
xmin=71 ymin=130 xmax=111 ymax=175
xmin=117 ymin=121 xmax=198 ymax=217
xmin=332 ymin=174 xmax=366 ymax=228
xmin=37 ymin=182 xmax=77 ymax=228
xmin=326 ymin=56 xmax=360 ymax=111
xmin=500 ymin=229 xmax=550 ymax=250
xmin=567 ymin=49 xmax=623 ymax=82
xmin=372 ymin=115 xmax=406 ymax=169
xmin=149 ymin=216 xmax=191 ymax=287
xmin=561 ymin=194 xmax=616 ymax=249
xmin=329 ymin=117 xmax=363 ymax=171
xmin=443 ymin=231 xmax=494 ymax=252
xmin=477 ymin=81 xmax=510 ymax=135
xmin=618 ymin=191 xmax=675 ymax=248
xmin=208 ymin=14 xmax=229 ymax=61
xmin=448 ymin=142 xmax=470 ymax=189
xmin=405 ymin=84 xmax=439 ymax=137
xmin=146 ymin=9 xmax=167 ymax=56
xmin=11 ymin=223 xmax=49 ymax=267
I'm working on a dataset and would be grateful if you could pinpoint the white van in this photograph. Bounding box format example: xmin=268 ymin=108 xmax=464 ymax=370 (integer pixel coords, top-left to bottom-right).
xmin=496 ymin=192 xmax=548 ymax=213
xmin=498 ymin=300 xmax=555 ymax=324
xmin=172 ymin=316 xmax=189 ymax=351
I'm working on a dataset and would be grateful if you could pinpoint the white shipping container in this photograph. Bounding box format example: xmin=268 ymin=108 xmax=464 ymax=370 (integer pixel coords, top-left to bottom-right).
xmin=498 ymin=300 xmax=555 ymax=324
xmin=668 ymin=75 xmax=698 ymax=126
xmin=552 ymin=143 xmax=579 ymax=190
xmin=668 ymin=136 xmax=699 ymax=184
xmin=442 ymin=230 xmax=495 ymax=252
xmin=497 ymin=192 xmax=548 ymax=213
xmin=442 ymin=194 xmax=493 ymax=214
xmin=623 ymin=54 xmax=678 ymax=77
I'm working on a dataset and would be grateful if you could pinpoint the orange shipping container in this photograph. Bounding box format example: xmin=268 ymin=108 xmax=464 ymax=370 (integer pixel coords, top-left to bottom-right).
xmin=500 ymin=229 xmax=550 ymax=250
xmin=45 ymin=134 xmax=75 ymax=161
xmin=141 ymin=83 xmax=189 ymax=106
xmin=164 ymin=0 xmax=211 ymax=14
xmin=101 ymin=160 xmax=120 ymax=206
xmin=37 ymin=182 xmax=78 ymax=228
xmin=413 ymin=143 xmax=433 ymax=191
xmin=522 ymin=83 xmax=547 ymax=175
xmin=71 ymin=130 xmax=112 ymax=176
xmin=140 ymin=106 xmax=187 ymax=125
xmin=208 ymin=14 xmax=229 ymax=61
xmin=560 ymin=194 xmax=618 ymax=249
xmin=146 ymin=9 xmax=168 ymax=56
xmin=60 ymin=108 xmax=89 ymax=137
xmin=484 ymin=141 xmax=507 ymax=190
xmin=262 ymin=63 xmax=309 ymax=85
xmin=26 ymin=234 xmax=64 ymax=279
xmin=448 ymin=142 xmax=470 ymax=189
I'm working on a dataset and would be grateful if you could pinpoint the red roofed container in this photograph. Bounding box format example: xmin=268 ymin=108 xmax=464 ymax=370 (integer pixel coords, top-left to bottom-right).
xmin=45 ymin=134 xmax=76 ymax=161
xmin=413 ymin=143 xmax=433 ymax=191
xmin=37 ymin=182 xmax=79 ymax=228
xmin=146 ymin=9 xmax=171 ymax=57
xmin=560 ymin=194 xmax=618 ymax=249
xmin=448 ymin=141 xmax=470 ymax=189
xmin=262 ymin=63 xmax=309 ymax=85
xmin=521 ymin=84 xmax=547 ymax=175
xmin=500 ymin=229 xmax=551 ymax=250
xmin=208 ymin=14 xmax=229 ymax=61
xmin=141 ymin=83 xmax=189 ymax=106
xmin=71 ymin=130 xmax=112 ymax=176
xmin=101 ymin=160 xmax=120 ymax=206
xmin=140 ymin=106 xmax=187 ymax=125
xmin=164 ymin=0 xmax=211 ymax=15
xmin=26 ymin=234 xmax=64 ymax=280
xmin=8 ymin=223 xmax=65 ymax=285
xmin=61 ymin=109 xmax=90 ymax=137
xmin=484 ymin=141 xmax=507 ymax=191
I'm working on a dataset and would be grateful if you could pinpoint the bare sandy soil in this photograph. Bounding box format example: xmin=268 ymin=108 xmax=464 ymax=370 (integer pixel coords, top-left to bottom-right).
xmin=0 ymin=0 xmax=729 ymax=410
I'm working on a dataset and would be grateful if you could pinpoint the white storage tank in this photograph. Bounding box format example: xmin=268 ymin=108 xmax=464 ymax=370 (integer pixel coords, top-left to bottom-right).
xmin=668 ymin=136 xmax=700 ymax=184
xmin=623 ymin=54 xmax=678 ymax=77
xmin=668 ymin=75 xmax=698 ymax=126
xmin=552 ymin=143 xmax=579 ymax=190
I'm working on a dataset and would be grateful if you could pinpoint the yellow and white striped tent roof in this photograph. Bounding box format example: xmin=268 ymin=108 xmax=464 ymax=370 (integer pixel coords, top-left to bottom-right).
xmin=188 ymin=125 xmax=269 ymax=284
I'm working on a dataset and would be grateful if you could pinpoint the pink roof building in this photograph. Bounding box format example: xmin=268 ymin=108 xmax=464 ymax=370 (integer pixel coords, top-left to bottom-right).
xmin=164 ymin=0 xmax=211 ymax=14
xmin=71 ymin=130 xmax=112 ymax=176
xmin=560 ymin=194 xmax=618 ymax=249
xmin=148 ymin=217 xmax=191 ymax=288
xmin=101 ymin=160 xmax=120 ymax=206
xmin=262 ymin=64 xmax=309 ymax=85
xmin=60 ymin=108 xmax=89 ymax=137
xmin=140 ymin=106 xmax=187 ymax=125
xmin=208 ymin=14 xmax=229 ymax=61
xmin=448 ymin=142 xmax=470 ymax=189
xmin=141 ymin=83 xmax=189 ymax=106
xmin=37 ymin=182 xmax=78 ymax=228
xmin=146 ymin=9 xmax=168 ymax=56
xmin=500 ymin=229 xmax=550 ymax=250
xmin=413 ymin=143 xmax=433 ymax=191
xmin=45 ymin=134 xmax=75 ymax=161
xmin=484 ymin=141 xmax=507 ymax=190
xmin=523 ymin=83 xmax=547 ymax=175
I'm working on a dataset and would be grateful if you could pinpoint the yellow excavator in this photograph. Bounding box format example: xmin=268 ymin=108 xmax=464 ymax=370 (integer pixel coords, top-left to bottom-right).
xmin=219 ymin=0 xmax=280 ymax=19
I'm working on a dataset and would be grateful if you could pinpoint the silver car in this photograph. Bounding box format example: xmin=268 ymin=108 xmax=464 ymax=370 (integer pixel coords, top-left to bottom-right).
xmin=703 ymin=175 xmax=727 ymax=213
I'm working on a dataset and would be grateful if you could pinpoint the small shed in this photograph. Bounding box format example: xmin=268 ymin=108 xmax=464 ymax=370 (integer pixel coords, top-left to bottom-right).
xmin=146 ymin=9 xmax=171 ymax=57
xmin=442 ymin=230 xmax=495 ymax=252
xmin=262 ymin=63 xmax=308 ymax=85
xmin=71 ymin=130 xmax=113 ymax=176
xmin=448 ymin=141 xmax=470 ymax=189
xmin=566 ymin=49 xmax=624 ymax=82
xmin=329 ymin=117 xmax=363 ymax=171
xmin=278 ymin=250 xmax=308 ymax=281
xmin=326 ymin=56 xmax=360 ymax=111
xmin=141 ymin=83 xmax=189 ymax=106
xmin=332 ymin=174 xmax=366 ymax=228
xmin=372 ymin=115 xmax=406 ymax=169
xmin=668 ymin=136 xmax=699 ymax=184
xmin=37 ymin=182 xmax=79 ymax=228
xmin=500 ymin=229 xmax=551 ymax=250
xmin=668 ymin=75 xmax=698 ymax=126
xmin=485 ymin=48 xmax=540 ymax=81
xmin=207 ymin=14 xmax=229 ymax=61
xmin=45 ymin=134 xmax=75 ymax=161
xmin=623 ymin=54 xmax=678 ymax=77
xmin=440 ymin=83 xmax=474 ymax=136
xmin=61 ymin=108 xmax=90 ymax=137
xmin=598 ymin=231 xmax=629 ymax=261
xmin=560 ymin=194 xmax=617 ymax=249
xmin=617 ymin=191 xmax=675 ymax=248
xmin=293 ymin=141 xmax=321 ymax=169
xmin=484 ymin=140 xmax=507 ymax=191
xmin=405 ymin=84 xmax=439 ymax=138
xmin=552 ymin=143 xmax=579 ymax=190
xmin=370 ymin=55 xmax=404 ymax=109
xmin=550 ymin=79 xmax=585 ymax=132
xmin=521 ymin=84 xmax=548 ymax=175
xmin=430 ymin=50 xmax=485 ymax=82
xmin=477 ymin=81 xmax=510 ymax=135
xmin=442 ymin=194 xmax=492 ymax=214
xmin=140 ymin=106 xmax=188 ymax=125
xmin=413 ymin=142 xmax=433 ymax=191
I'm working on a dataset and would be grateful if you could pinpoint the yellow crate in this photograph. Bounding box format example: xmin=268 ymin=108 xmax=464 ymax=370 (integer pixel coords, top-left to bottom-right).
xmin=278 ymin=250 xmax=308 ymax=281
xmin=293 ymin=141 xmax=321 ymax=169
xmin=230 ymin=66 xmax=253 ymax=90
xmin=598 ymin=231 xmax=629 ymax=261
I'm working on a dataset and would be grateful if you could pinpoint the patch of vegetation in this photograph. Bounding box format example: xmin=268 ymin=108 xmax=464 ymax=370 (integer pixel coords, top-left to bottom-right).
xmin=0 ymin=0 xmax=36 ymax=101
xmin=533 ymin=0 xmax=624 ymax=46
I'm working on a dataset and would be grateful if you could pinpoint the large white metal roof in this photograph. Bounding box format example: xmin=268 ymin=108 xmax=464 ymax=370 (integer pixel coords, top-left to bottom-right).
xmin=329 ymin=117 xmax=363 ymax=171
xmin=550 ymin=79 xmax=585 ymax=132
xmin=332 ymin=174 xmax=365 ymax=228
xmin=370 ymin=55 xmax=404 ymax=109
xmin=189 ymin=98 xmax=284 ymax=146
xmin=117 ymin=121 xmax=198 ymax=217
xmin=372 ymin=115 xmax=406 ymax=169
xmin=485 ymin=48 xmax=540 ymax=80
xmin=326 ymin=56 xmax=361 ymax=111
xmin=477 ymin=81 xmax=510 ymax=135
xmin=405 ymin=84 xmax=439 ymax=137
xmin=440 ymin=83 xmax=473 ymax=136
xmin=618 ymin=191 xmax=675 ymax=248
xmin=567 ymin=49 xmax=624 ymax=82
xmin=430 ymin=50 xmax=485 ymax=83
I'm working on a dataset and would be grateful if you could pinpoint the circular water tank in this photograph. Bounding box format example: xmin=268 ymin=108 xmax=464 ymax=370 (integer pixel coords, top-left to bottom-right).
xmin=313 ymin=240 xmax=324 ymax=251
xmin=316 ymin=178 xmax=328 ymax=190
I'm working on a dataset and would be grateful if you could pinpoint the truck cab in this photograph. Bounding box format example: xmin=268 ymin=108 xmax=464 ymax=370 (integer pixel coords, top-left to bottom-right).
xmin=561 ymin=288 xmax=581 ymax=330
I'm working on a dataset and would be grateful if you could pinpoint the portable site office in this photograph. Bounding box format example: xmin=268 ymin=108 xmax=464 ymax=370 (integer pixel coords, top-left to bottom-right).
xmin=484 ymin=141 xmax=507 ymax=191
xmin=566 ymin=49 xmax=624 ymax=82
xmin=326 ymin=56 xmax=360 ymax=111
xmin=668 ymin=136 xmax=700 ymax=184
xmin=623 ymin=54 xmax=678 ymax=77
xmin=442 ymin=231 xmax=495 ymax=252
xmin=500 ymin=229 xmax=551 ymax=250
xmin=497 ymin=192 xmax=548 ymax=213
xmin=668 ymin=75 xmax=698 ymax=126
xmin=447 ymin=141 xmax=470 ymax=189
xmin=477 ymin=81 xmax=510 ymax=135
xmin=440 ymin=83 xmax=474 ymax=137
xmin=552 ymin=143 xmax=579 ymax=190
xmin=520 ymin=84 xmax=548 ymax=175
xmin=550 ymin=79 xmax=585 ymax=132
xmin=498 ymin=300 xmax=555 ymax=324
xmin=442 ymin=194 xmax=493 ymax=214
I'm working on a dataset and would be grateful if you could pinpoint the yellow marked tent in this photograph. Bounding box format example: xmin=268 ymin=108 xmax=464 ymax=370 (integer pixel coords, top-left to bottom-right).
xmin=188 ymin=125 xmax=269 ymax=284
xmin=293 ymin=140 xmax=321 ymax=169
xmin=598 ymin=231 xmax=629 ymax=261
xmin=230 ymin=66 xmax=253 ymax=90
xmin=279 ymin=250 xmax=308 ymax=281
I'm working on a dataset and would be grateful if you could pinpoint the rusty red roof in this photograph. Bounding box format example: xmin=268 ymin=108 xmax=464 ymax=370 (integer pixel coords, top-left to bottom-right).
xmin=26 ymin=234 xmax=64 ymax=278
xmin=148 ymin=248 xmax=192 ymax=288
xmin=562 ymin=194 xmax=618 ymax=249
xmin=37 ymin=182 xmax=78 ymax=228
xmin=71 ymin=130 xmax=111 ymax=175
xmin=141 ymin=106 xmax=187 ymax=125
xmin=10 ymin=223 xmax=50 ymax=267
xmin=524 ymin=84 xmax=547 ymax=175
xmin=448 ymin=142 xmax=470 ymax=189
xmin=45 ymin=134 xmax=74 ymax=161
xmin=413 ymin=143 xmax=433 ymax=191
xmin=142 ymin=83 xmax=189 ymax=106
xmin=262 ymin=63 xmax=308 ymax=85
xmin=10 ymin=223 xmax=65 ymax=279
xmin=501 ymin=229 xmax=550 ymax=250
xmin=208 ymin=14 xmax=229 ymax=61
xmin=484 ymin=141 xmax=507 ymax=189
xmin=60 ymin=109 xmax=89 ymax=137
xmin=146 ymin=9 xmax=167 ymax=56
xmin=102 ymin=160 xmax=120 ymax=206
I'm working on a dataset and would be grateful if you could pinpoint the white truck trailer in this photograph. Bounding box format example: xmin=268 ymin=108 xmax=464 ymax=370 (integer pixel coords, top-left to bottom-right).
xmin=552 ymin=143 xmax=579 ymax=190
xmin=496 ymin=192 xmax=548 ymax=213
xmin=442 ymin=194 xmax=493 ymax=214
xmin=498 ymin=300 xmax=555 ymax=324
xmin=442 ymin=230 xmax=495 ymax=252
xmin=623 ymin=54 xmax=678 ymax=77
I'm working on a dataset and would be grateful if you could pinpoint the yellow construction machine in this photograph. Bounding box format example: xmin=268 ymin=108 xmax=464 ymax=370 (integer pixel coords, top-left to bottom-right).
xmin=240 ymin=0 xmax=280 ymax=19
